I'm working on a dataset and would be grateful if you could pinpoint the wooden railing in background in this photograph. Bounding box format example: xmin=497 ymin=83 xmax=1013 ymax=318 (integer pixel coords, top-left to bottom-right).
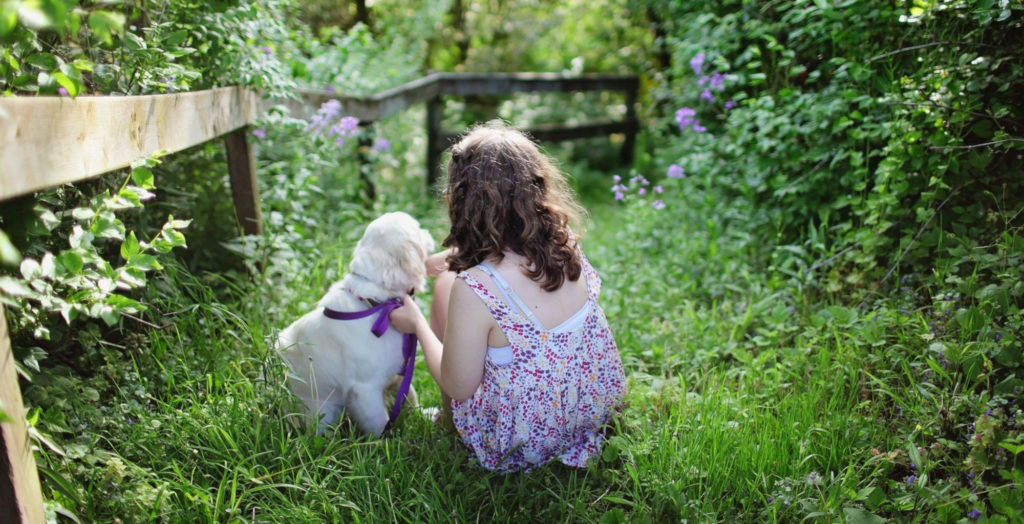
xmin=0 ymin=72 xmax=637 ymax=522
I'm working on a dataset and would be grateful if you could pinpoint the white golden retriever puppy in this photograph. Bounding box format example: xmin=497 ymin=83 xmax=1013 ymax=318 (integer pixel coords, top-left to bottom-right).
xmin=278 ymin=212 xmax=434 ymax=435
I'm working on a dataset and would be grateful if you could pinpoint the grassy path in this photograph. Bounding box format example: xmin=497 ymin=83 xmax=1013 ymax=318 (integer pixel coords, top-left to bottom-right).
xmin=40 ymin=168 xmax=961 ymax=522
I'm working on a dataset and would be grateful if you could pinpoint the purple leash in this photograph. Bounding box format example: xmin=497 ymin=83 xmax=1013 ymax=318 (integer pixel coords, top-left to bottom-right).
xmin=322 ymin=297 xmax=417 ymax=430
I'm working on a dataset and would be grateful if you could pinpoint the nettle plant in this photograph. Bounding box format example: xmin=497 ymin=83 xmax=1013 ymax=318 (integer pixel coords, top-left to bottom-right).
xmin=0 ymin=157 xmax=189 ymax=341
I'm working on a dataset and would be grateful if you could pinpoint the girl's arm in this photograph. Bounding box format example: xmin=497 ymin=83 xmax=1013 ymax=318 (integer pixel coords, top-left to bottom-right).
xmin=389 ymin=282 xmax=488 ymax=401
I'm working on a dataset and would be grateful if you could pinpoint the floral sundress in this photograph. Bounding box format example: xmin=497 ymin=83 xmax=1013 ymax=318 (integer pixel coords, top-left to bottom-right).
xmin=451 ymin=252 xmax=626 ymax=472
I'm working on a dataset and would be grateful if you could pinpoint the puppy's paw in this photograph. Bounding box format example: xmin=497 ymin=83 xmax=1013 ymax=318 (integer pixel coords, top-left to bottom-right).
xmin=420 ymin=406 xmax=441 ymax=423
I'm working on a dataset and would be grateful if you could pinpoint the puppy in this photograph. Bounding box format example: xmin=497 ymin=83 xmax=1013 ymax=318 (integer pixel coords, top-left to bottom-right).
xmin=278 ymin=212 xmax=435 ymax=435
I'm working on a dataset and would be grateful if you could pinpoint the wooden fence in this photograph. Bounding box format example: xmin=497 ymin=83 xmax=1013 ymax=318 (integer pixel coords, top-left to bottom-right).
xmin=0 ymin=72 xmax=637 ymax=523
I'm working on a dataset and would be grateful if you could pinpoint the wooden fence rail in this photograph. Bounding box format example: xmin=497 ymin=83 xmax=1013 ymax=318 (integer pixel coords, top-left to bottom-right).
xmin=0 ymin=71 xmax=637 ymax=523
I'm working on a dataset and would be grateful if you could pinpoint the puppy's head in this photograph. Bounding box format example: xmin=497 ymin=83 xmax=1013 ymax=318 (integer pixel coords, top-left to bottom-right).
xmin=350 ymin=212 xmax=435 ymax=296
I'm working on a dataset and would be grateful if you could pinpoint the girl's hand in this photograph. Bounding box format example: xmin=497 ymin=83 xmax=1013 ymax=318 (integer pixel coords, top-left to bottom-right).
xmin=425 ymin=249 xmax=452 ymax=278
xmin=389 ymin=295 xmax=427 ymax=334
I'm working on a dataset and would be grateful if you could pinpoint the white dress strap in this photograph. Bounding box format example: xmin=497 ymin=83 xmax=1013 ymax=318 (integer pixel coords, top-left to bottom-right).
xmin=475 ymin=261 xmax=544 ymax=329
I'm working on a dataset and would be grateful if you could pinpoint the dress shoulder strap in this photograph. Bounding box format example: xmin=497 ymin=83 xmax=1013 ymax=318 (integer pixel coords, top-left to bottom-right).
xmin=456 ymin=266 xmax=513 ymax=326
xmin=578 ymin=248 xmax=602 ymax=300
xmin=475 ymin=262 xmax=544 ymax=328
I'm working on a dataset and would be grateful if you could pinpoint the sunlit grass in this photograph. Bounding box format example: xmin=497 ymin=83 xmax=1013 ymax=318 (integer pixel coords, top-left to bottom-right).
xmin=32 ymin=157 xmax=1009 ymax=523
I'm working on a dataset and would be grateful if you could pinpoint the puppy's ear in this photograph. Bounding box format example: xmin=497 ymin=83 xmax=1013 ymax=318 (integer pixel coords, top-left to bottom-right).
xmin=381 ymin=237 xmax=428 ymax=293
xmin=420 ymin=228 xmax=436 ymax=254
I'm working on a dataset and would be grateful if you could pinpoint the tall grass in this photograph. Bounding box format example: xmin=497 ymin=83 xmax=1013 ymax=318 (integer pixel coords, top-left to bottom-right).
xmin=29 ymin=145 xmax=1014 ymax=522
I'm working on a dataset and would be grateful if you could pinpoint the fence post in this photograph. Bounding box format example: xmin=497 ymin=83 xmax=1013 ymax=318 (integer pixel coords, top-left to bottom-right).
xmin=356 ymin=134 xmax=377 ymax=202
xmin=0 ymin=306 xmax=46 ymax=524
xmin=426 ymin=96 xmax=443 ymax=190
xmin=621 ymin=79 xmax=638 ymax=166
xmin=224 ymin=128 xmax=263 ymax=236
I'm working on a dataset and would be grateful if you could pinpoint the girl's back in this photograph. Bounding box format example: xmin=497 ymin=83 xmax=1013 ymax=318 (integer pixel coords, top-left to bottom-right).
xmin=451 ymin=249 xmax=625 ymax=472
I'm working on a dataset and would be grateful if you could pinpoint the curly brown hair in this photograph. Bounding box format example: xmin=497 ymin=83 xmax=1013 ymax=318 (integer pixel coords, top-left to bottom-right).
xmin=442 ymin=122 xmax=585 ymax=292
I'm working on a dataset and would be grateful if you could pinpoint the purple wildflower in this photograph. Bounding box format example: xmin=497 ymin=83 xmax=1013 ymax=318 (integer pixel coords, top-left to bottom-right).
xmin=676 ymin=107 xmax=697 ymax=131
xmin=906 ymin=475 xmax=916 ymax=485
xmin=614 ymin=191 xmax=625 ymax=201
xmin=329 ymin=116 xmax=360 ymax=146
xmin=58 ymin=87 xmax=69 ymax=97
xmin=995 ymin=333 xmax=1003 ymax=342
xmin=698 ymin=75 xmax=709 ymax=87
xmin=654 ymin=185 xmax=663 ymax=194
xmin=638 ymin=187 xmax=647 ymax=196
xmin=690 ymin=52 xmax=705 ymax=75
xmin=251 ymin=128 xmax=267 ymax=139
xmin=372 ymin=137 xmax=391 ymax=151
xmin=652 ymin=200 xmax=665 ymax=210
xmin=261 ymin=46 xmax=273 ymax=56
xmin=308 ymin=99 xmax=342 ymax=133
xmin=330 ymin=116 xmax=359 ymax=136
xmin=725 ymin=100 xmax=737 ymax=110
xmin=709 ymin=71 xmax=726 ymax=91
xmin=613 ymin=174 xmax=622 ymax=183
xmin=700 ymin=88 xmax=715 ymax=103
xmin=967 ymin=508 xmax=981 ymax=520
xmin=667 ymin=164 xmax=685 ymax=179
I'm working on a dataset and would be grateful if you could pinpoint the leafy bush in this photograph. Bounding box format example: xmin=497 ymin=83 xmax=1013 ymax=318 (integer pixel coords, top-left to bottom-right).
xmin=0 ymin=0 xmax=294 ymax=96
xmin=629 ymin=0 xmax=1024 ymax=520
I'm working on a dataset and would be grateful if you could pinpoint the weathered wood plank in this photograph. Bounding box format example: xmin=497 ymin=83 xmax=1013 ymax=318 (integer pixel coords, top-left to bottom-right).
xmin=0 ymin=87 xmax=259 ymax=201
xmin=290 ymin=73 xmax=635 ymax=124
xmin=439 ymin=73 xmax=638 ymax=96
xmin=223 ymin=128 xmax=263 ymax=236
xmin=0 ymin=306 xmax=46 ymax=524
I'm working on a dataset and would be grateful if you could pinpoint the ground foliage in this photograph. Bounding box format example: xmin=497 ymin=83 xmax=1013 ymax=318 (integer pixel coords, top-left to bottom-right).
xmin=0 ymin=0 xmax=1022 ymax=522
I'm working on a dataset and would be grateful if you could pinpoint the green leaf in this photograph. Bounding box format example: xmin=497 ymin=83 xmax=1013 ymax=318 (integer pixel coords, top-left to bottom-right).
xmin=998 ymin=441 xmax=1024 ymax=455
xmin=117 ymin=267 xmax=147 ymax=287
xmin=120 ymin=231 xmax=140 ymax=260
xmin=37 ymin=207 xmax=59 ymax=230
xmin=0 ymin=3 xmax=17 ymax=37
xmin=165 ymin=29 xmax=189 ymax=46
xmin=51 ymin=72 xmax=78 ymax=96
xmin=166 ymin=218 xmax=191 ymax=230
xmin=71 ymin=58 xmax=94 ymax=72
xmin=843 ymin=507 xmax=886 ymax=524
xmin=57 ymin=250 xmax=83 ymax=274
xmin=127 ymin=253 xmax=161 ymax=271
xmin=25 ymin=52 xmax=60 ymax=70
xmin=123 ymin=31 xmax=145 ymax=52
xmin=0 ymin=229 xmax=20 ymax=266
xmin=106 ymin=294 xmax=144 ymax=313
xmin=71 ymin=207 xmax=94 ymax=221
xmin=87 ymin=10 xmax=125 ymax=46
xmin=0 ymin=276 xmax=36 ymax=298
xmin=130 ymin=167 xmax=155 ymax=189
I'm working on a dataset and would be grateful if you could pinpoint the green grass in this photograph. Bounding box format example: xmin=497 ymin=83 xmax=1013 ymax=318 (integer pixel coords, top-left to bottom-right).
xmin=26 ymin=159 xmax=1018 ymax=523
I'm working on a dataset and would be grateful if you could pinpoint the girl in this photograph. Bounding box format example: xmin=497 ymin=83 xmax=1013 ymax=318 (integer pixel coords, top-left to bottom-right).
xmin=389 ymin=122 xmax=625 ymax=472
